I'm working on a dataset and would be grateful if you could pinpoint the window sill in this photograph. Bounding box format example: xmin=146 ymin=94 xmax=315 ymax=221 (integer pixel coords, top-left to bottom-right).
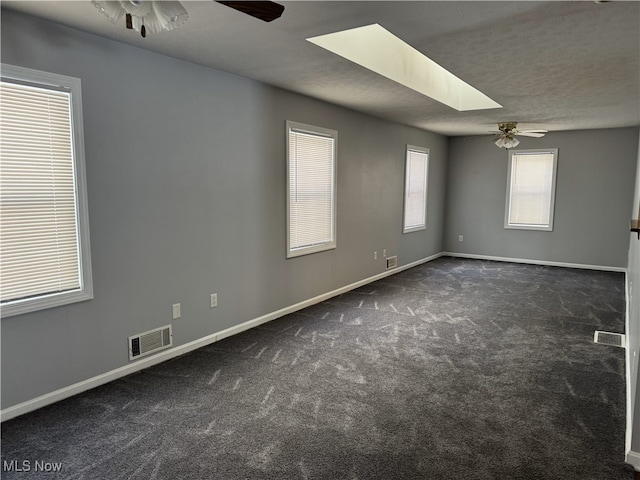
xmin=504 ymin=224 xmax=553 ymax=232
xmin=1 ymin=289 xmax=93 ymax=319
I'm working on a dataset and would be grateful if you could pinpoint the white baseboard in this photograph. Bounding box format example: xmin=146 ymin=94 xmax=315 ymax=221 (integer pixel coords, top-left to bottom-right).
xmin=626 ymin=450 xmax=640 ymax=471
xmin=1 ymin=252 xmax=443 ymax=422
xmin=442 ymin=252 xmax=626 ymax=273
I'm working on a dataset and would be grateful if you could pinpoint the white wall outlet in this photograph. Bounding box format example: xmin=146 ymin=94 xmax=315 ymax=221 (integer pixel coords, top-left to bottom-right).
xmin=172 ymin=303 xmax=181 ymax=319
xmin=373 ymin=251 xmax=377 ymax=260
xmin=210 ymin=293 xmax=218 ymax=308
xmin=458 ymin=235 xmax=464 ymax=242
xmin=383 ymin=249 xmax=387 ymax=257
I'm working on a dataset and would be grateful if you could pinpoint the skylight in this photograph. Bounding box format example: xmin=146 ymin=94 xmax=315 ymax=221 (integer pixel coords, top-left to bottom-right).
xmin=307 ymin=24 xmax=502 ymax=112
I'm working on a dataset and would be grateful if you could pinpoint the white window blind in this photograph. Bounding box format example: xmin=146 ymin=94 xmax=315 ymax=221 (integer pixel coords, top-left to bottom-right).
xmin=403 ymin=146 xmax=428 ymax=233
xmin=1 ymin=65 xmax=92 ymax=317
xmin=505 ymin=149 xmax=558 ymax=231
xmin=287 ymin=121 xmax=337 ymax=257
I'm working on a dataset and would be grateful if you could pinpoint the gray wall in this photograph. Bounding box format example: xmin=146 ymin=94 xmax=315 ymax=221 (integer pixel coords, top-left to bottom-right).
xmin=629 ymin=134 xmax=640 ymax=454
xmin=0 ymin=10 xmax=447 ymax=409
xmin=444 ymin=129 xmax=639 ymax=268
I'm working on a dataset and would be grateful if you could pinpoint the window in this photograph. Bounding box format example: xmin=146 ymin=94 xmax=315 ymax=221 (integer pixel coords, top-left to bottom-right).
xmin=1 ymin=64 xmax=93 ymax=318
xmin=505 ymin=149 xmax=558 ymax=231
xmin=287 ymin=121 xmax=337 ymax=258
xmin=403 ymin=145 xmax=429 ymax=233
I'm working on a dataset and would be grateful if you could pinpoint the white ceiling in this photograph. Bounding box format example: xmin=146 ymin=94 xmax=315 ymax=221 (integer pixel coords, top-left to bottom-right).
xmin=3 ymin=0 xmax=640 ymax=136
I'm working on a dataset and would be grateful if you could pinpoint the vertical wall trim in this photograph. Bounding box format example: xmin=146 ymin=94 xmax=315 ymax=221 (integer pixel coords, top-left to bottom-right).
xmin=627 ymin=270 xmax=634 ymax=456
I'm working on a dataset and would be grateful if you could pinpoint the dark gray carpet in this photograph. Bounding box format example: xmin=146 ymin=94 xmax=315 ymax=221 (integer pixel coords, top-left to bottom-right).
xmin=1 ymin=257 xmax=634 ymax=479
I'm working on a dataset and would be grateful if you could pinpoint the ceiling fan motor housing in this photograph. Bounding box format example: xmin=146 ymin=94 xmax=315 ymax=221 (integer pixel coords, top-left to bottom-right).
xmin=499 ymin=122 xmax=518 ymax=134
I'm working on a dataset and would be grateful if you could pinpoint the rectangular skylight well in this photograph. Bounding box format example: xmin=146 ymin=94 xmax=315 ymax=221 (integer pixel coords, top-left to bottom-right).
xmin=307 ymin=24 xmax=502 ymax=112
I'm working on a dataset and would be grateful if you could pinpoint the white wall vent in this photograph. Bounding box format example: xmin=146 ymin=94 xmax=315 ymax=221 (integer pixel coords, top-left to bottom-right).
xmin=593 ymin=331 xmax=626 ymax=348
xmin=386 ymin=256 xmax=398 ymax=269
xmin=129 ymin=325 xmax=173 ymax=361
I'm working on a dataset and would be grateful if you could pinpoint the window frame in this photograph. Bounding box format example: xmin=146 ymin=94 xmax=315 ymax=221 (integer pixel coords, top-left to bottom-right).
xmin=1 ymin=64 xmax=93 ymax=318
xmin=286 ymin=121 xmax=337 ymax=258
xmin=402 ymin=145 xmax=429 ymax=234
xmin=504 ymin=148 xmax=559 ymax=232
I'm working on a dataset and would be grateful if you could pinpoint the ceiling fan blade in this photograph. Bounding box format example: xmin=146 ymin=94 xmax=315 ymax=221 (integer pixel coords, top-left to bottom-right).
xmin=520 ymin=129 xmax=548 ymax=133
xmin=216 ymin=1 xmax=284 ymax=22
xmin=517 ymin=132 xmax=546 ymax=138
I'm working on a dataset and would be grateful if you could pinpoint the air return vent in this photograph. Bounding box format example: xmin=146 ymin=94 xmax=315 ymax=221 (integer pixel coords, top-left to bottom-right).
xmin=593 ymin=331 xmax=626 ymax=348
xmin=129 ymin=325 xmax=173 ymax=361
xmin=386 ymin=256 xmax=398 ymax=269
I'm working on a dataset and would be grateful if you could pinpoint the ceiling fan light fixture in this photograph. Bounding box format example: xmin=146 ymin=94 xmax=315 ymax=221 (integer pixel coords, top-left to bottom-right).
xmin=92 ymin=0 xmax=188 ymax=36
xmin=495 ymin=135 xmax=520 ymax=149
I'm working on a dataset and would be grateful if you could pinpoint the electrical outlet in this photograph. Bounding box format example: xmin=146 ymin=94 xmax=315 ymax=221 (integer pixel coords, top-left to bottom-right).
xmin=383 ymin=249 xmax=387 ymax=257
xmin=172 ymin=303 xmax=181 ymax=320
xmin=373 ymin=251 xmax=377 ymax=260
xmin=210 ymin=293 xmax=218 ymax=308
xmin=458 ymin=235 xmax=464 ymax=242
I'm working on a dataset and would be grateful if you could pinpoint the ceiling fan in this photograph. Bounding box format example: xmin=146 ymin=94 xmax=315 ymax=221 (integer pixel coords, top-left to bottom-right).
xmin=92 ymin=0 xmax=284 ymax=38
xmin=490 ymin=122 xmax=548 ymax=149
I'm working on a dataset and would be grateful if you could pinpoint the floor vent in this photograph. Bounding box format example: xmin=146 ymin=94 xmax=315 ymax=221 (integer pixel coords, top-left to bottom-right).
xmin=593 ymin=331 xmax=626 ymax=348
xmin=129 ymin=325 xmax=173 ymax=361
xmin=386 ymin=256 xmax=398 ymax=269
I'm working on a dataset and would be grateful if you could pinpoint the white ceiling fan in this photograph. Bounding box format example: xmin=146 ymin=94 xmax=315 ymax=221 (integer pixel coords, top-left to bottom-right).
xmin=491 ymin=122 xmax=548 ymax=148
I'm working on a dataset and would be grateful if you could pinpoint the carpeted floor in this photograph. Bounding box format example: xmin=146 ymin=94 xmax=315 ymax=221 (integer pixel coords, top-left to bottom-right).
xmin=1 ymin=257 xmax=634 ymax=479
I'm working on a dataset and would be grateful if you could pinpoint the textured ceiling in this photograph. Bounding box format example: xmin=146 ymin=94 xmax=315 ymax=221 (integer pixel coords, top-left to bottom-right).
xmin=3 ymin=0 xmax=639 ymax=136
